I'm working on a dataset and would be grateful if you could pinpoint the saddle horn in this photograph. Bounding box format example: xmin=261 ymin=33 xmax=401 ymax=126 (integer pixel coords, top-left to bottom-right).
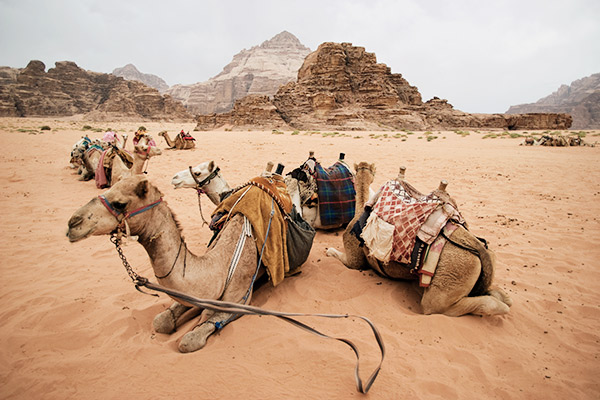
xmin=397 ymin=166 xmax=406 ymax=180
xmin=264 ymin=161 xmax=274 ymax=173
xmin=275 ymin=163 xmax=285 ymax=175
xmin=339 ymin=152 xmax=345 ymax=160
xmin=309 ymin=151 xmax=315 ymax=158
xmin=438 ymin=180 xmax=448 ymax=191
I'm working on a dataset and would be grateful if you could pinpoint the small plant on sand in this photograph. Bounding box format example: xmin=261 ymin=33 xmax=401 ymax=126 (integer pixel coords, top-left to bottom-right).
xmin=82 ymin=125 xmax=93 ymax=131
xmin=291 ymin=130 xmax=300 ymax=135
xmin=272 ymin=129 xmax=284 ymax=135
xmin=455 ymin=130 xmax=470 ymax=137
xmin=40 ymin=125 xmax=51 ymax=131
xmin=482 ymin=133 xmax=498 ymax=139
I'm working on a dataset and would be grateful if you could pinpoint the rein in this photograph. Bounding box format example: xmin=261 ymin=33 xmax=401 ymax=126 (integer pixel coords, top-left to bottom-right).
xmin=105 ymin=194 xmax=385 ymax=394
xmin=189 ymin=165 xmax=221 ymax=226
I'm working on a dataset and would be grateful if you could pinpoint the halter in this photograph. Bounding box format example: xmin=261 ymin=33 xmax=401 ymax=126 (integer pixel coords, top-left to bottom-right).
xmin=98 ymin=194 xmax=162 ymax=238
xmin=189 ymin=166 xmax=221 ymax=194
xmin=189 ymin=165 xmax=221 ymax=225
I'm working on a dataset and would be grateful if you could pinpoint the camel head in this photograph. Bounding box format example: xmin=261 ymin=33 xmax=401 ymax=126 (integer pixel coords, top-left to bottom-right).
xmin=354 ymin=162 xmax=376 ymax=185
xmin=171 ymin=161 xmax=216 ymax=189
xmin=134 ymin=143 xmax=162 ymax=158
xmin=67 ymin=176 xmax=163 ymax=242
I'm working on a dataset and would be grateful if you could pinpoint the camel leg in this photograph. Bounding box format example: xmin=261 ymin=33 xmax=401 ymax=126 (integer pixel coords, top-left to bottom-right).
xmin=326 ymin=247 xmax=348 ymax=265
xmin=153 ymin=302 xmax=192 ymax=334
xmin=420 ymin=245 xmax=509 ymax=317
xmin=422 ymin=292 xmax=510 ymax=317
xmin=326 ymin=231 xmax=367 ymax=270
xmin=178 ymin=310 xmax=237 ymax=353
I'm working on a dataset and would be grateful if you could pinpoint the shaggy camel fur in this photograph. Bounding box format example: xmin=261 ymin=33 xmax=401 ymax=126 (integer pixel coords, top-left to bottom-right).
xmin=159 ymin=131 xmax=196 ymax=150
xmin=326 ymin=164 xmax=512 ymax=317
xmin=111 ymin=144 xmax=162 ymax=185
xmin=67 ymin=176 xmax=259 ymax=352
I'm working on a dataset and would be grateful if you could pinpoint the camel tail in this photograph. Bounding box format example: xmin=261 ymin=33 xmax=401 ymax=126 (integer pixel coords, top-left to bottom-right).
xmin=469 ymin=242 xmax=495 ymax=297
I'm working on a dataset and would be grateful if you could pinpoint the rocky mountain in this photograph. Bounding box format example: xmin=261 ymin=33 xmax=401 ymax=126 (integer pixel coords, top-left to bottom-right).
xmin=112 ymin=64 xmax=169 ymax=92
xmin=0 ymin=60 xmax=192 ymax=120
xmin=506 ymin=73 xmax=600 ymax=129
xmin=195 ymin=42 xmax=572 ymax=131
xmin=166 ymin=31 xmax=311 ymax=115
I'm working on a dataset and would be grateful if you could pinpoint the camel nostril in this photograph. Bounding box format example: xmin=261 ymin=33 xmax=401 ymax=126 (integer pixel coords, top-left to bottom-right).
xmin=68 ymin=215 xmax=83 ymax=229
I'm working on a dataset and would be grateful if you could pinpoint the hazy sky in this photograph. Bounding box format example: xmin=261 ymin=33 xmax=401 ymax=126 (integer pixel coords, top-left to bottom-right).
xmin=1 ymin=0 xmax=598 ymax=113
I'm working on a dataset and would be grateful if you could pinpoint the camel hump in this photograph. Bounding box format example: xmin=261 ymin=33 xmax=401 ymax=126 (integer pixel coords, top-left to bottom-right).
xmin=446 ymin=225 xmax=495 ymax=296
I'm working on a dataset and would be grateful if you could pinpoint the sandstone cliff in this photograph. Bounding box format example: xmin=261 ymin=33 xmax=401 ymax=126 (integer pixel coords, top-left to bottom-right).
xmin=112 ymin=64 xmax=169 ymax=92
xmin=195 ymin=42 xmax=572 ymax=131
xmin=506 ymin=73 xmax=600 ymax=129
xmin=167 ymin=31 xmax=311 ymax=115
xmin=0 ymin=60 xmax=192 ymax=120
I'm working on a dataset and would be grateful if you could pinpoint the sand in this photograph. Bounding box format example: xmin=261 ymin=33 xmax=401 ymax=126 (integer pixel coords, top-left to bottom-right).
xmin=0 ymin=117 xmax=599 ymax=399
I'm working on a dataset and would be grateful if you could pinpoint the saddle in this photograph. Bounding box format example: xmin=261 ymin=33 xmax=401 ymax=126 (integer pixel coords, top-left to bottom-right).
xmin=314 ymin=161 xmax=356 ymax=226
xmin=178 ymin=132 xmax=196 ymax=141
xmin=356 ymin=179 xmax=467 ymax=287
xmin=210 ymin=174 xmax=295 ymax=286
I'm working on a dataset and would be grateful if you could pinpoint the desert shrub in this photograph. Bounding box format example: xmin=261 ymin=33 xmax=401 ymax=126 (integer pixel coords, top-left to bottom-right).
xmin=272 ymin=130 xmax=284 ymax=135
xmin=40 ymin=125 xmax=51 ymax=131
xmin=82 ymin=125 xmax=92 ymax=130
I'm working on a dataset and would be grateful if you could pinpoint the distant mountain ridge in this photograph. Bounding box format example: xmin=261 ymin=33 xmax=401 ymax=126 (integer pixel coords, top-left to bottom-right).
xmin=166 ymin=31 xmax=311 ymax=115
xmin=0 ymin=60 xmax=191 ymax=120
xmin=112 ymin=64 xmax=169 ymax=92
xmin=506 ymin=73 xmax=600 ymax=129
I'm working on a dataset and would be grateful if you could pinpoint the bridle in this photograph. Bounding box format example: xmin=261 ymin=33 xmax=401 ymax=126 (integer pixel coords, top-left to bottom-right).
xmin=189 ymin=165 xmax=221 ymax=225
xmin=98 ymin=194 xmax=162 ymax=239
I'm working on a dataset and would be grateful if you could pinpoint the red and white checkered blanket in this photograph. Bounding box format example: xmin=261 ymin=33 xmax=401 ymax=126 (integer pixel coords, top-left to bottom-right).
xmin=372 ymin=180 xmax=442 ymax=264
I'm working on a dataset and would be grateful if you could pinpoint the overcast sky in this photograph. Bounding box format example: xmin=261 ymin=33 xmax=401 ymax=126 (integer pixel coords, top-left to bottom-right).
xmin=1 ymin=0 xmax=598 ymax=113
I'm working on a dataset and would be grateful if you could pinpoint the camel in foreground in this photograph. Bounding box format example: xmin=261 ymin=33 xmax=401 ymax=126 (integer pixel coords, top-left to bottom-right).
xmin=326 ymin=165 xmax=513 ymax=317
xmin=159 ymin=130 xmax=196 ymax=150
xmin=67 ymin=176 xmax=260 ymax=352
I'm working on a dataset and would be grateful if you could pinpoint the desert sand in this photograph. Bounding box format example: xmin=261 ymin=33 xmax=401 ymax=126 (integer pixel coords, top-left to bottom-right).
xmin=1 ymin=117 xmax=599 ymax=399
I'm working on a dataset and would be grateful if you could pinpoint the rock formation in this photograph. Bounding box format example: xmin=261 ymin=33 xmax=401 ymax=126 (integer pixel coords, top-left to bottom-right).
xmin=112 ymin=64 xmax=169 ymax=92
xmin=167 ymin=31 xmax=311 ymax=115
xmin=194 ymin=42 xmax=572 ymax=131
xmin=506 ymin=73 xmax=600 ymax=129
xmin=0 ymin=60 xmax=192 ymax=120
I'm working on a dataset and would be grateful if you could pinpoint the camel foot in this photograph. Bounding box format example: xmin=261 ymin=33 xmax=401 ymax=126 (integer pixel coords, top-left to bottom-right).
xmin=153 ymin=309 xmax=176 ymax=334
xmin=178 ymin=322 xmax=216 ymax=353
xmin=489 ymin=287 xmax=513 ymax=307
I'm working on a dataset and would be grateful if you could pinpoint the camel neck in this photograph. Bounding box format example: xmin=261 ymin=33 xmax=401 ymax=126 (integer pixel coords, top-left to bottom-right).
xmin=135 ymin=203 xmax=191 ymax=281
xmin=205 ymin=176 xmax=231 ymax=205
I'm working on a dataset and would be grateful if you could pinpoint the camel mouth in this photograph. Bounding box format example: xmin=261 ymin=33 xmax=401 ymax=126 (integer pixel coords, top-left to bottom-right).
xmin=66 ymin=224 xmax=97 ymax=243
xmin=172 ymin=180 xmax=184 ymax=189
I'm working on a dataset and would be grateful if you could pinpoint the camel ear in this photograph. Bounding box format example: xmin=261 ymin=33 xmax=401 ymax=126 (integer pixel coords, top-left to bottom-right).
xmin=208 ymin=160 xmax=215 ymax=172
xmin=134 ymin=180 xmax=149 ymax=198
xmin=354 ymin=163 xmax=358 ymax=171
xmin=370 ymin=163 xmax=376 ymax=174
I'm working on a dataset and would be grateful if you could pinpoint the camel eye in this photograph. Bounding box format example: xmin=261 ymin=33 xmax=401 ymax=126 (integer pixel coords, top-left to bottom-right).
xmin=112 ymin=201 xmax=127 ymax=211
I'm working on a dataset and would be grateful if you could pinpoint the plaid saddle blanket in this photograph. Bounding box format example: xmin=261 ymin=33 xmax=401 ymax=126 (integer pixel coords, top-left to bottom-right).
xmin=370 ymin=180 xmax=442 ymax=264
xmin=315 ymin=161 xmax=356 ymax=227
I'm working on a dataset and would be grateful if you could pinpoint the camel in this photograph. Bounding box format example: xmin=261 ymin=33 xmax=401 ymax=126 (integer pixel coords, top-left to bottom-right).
xmin=111 ymin=144 xmax=162 ymax=185
xmin=326 ymin=165 xmax=513 ymax=317
xmin=159 ymin=130 xmax=196 ymax=150
xmin=67 ymin=176 xmax=260 ymax=352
